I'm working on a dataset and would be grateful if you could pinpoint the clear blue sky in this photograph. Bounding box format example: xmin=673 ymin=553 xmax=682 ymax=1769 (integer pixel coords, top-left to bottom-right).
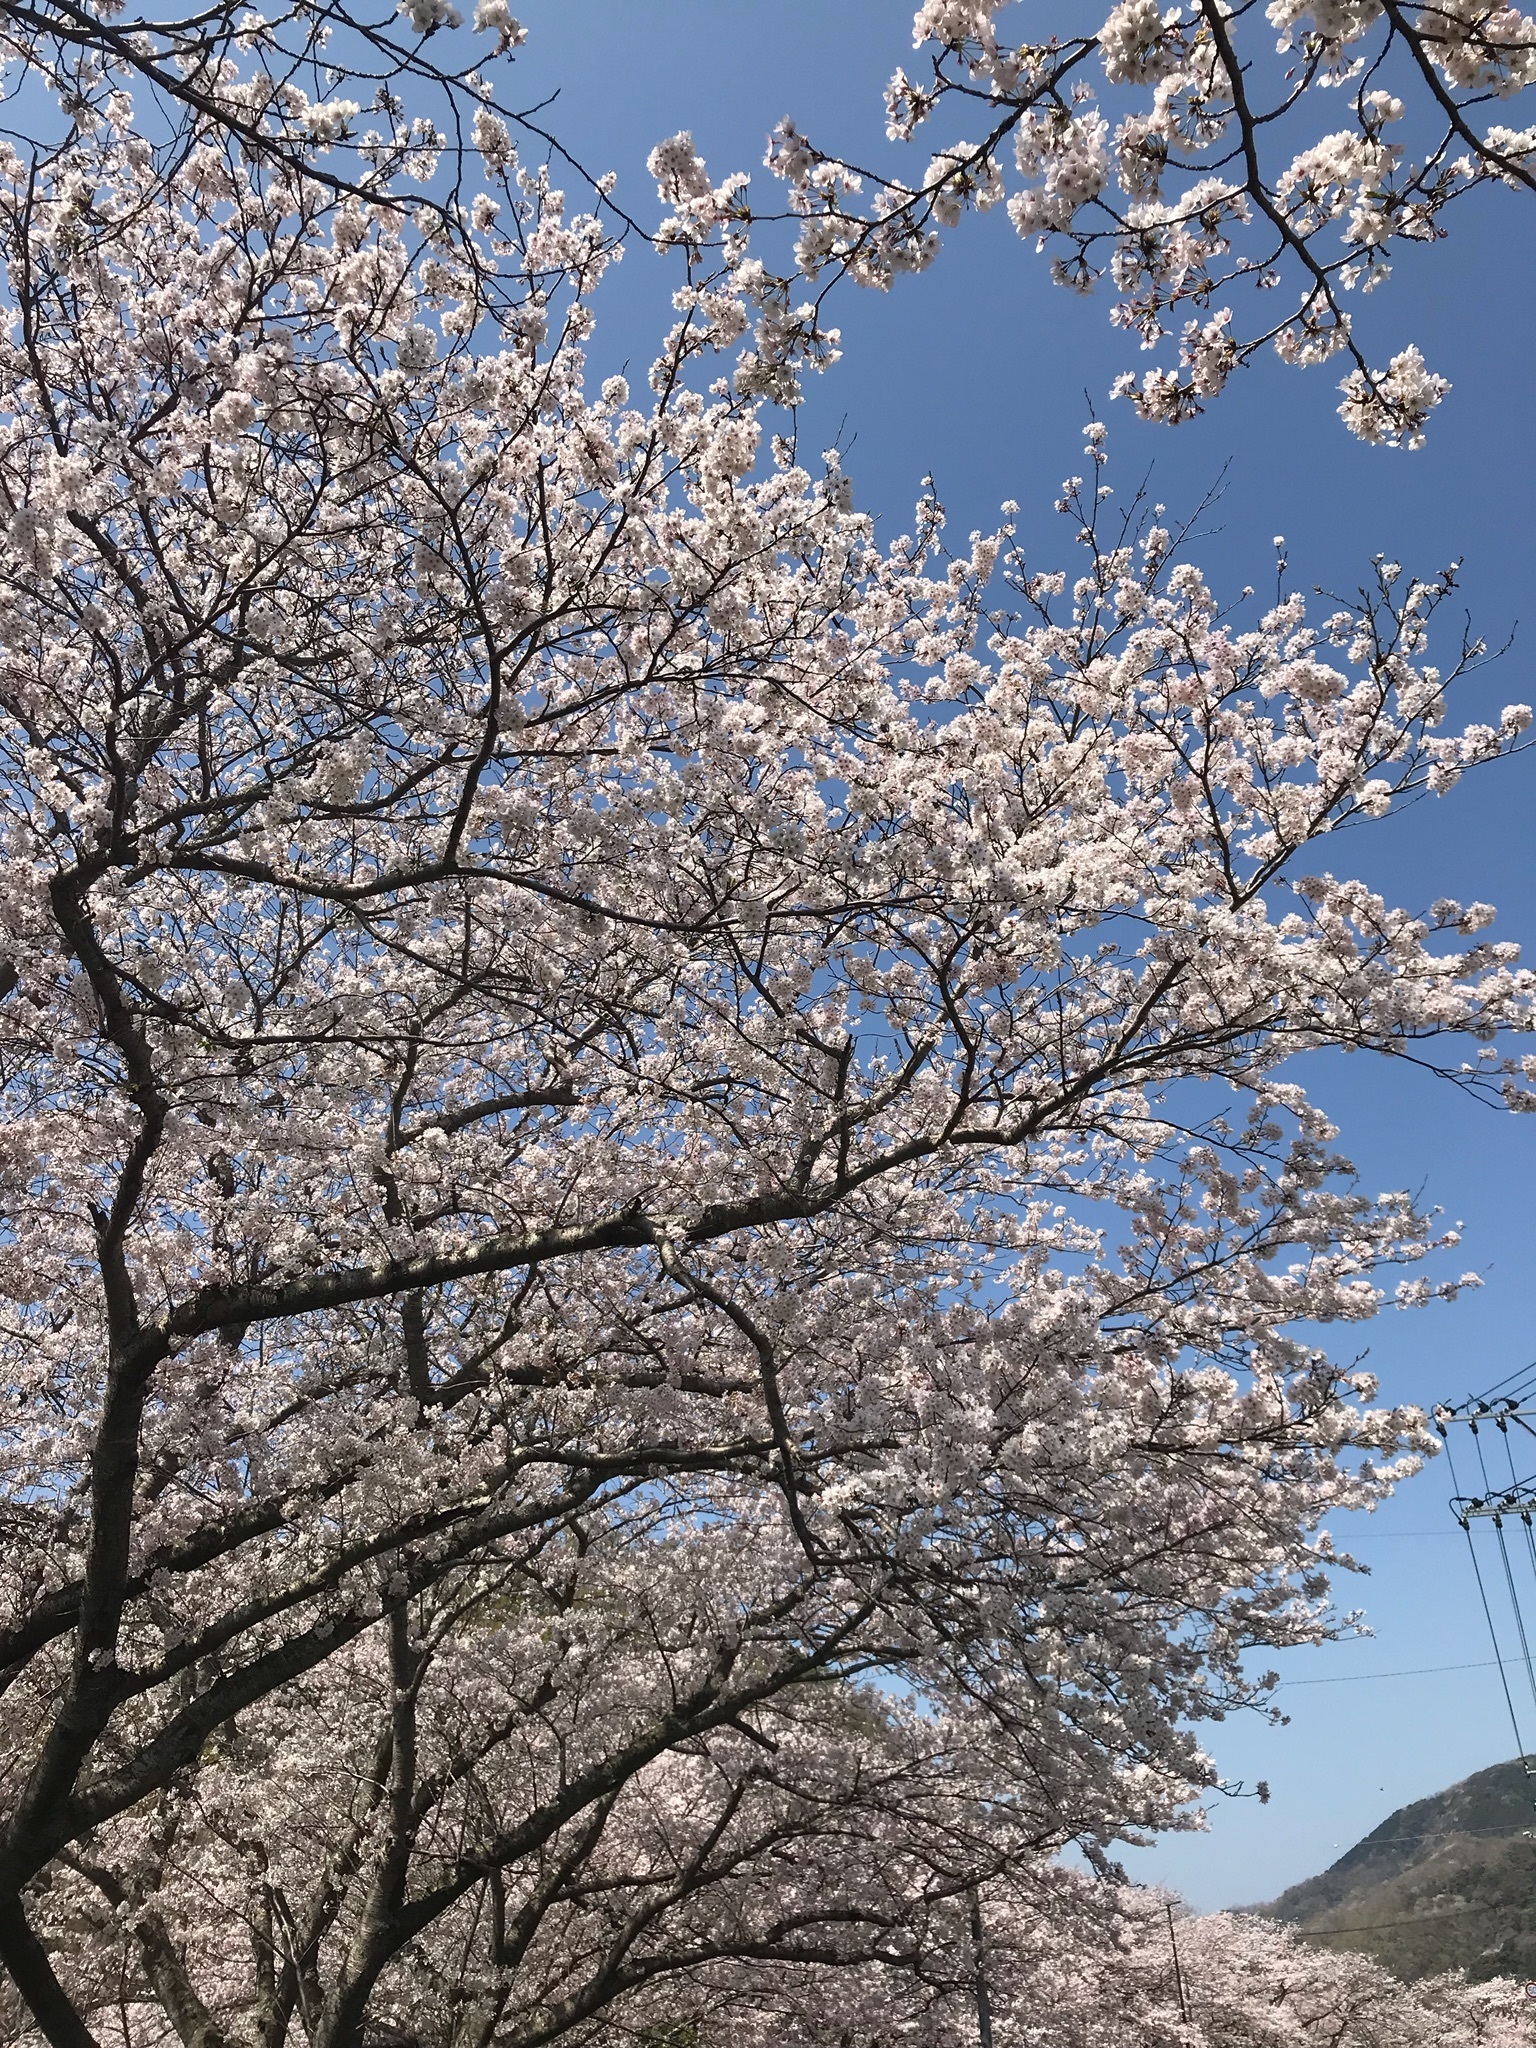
xmin=515 ymin=0 xmax=1536 ymax=1912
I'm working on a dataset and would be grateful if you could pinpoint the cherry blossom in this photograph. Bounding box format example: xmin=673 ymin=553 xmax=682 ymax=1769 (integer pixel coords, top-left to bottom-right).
xmin=746 ymin=0 xmax=1536 ymax=439
xmin=0 ymin=89 xmax=1530 ymax=2040
xmin=7 ymin=1 xmax=1533 ymax=440
xmin=0 ymin=0 xmax=1532 ymax=2033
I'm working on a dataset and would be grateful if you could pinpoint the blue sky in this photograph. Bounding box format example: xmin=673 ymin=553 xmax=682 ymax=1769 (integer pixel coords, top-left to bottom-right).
xmin=512 ymin=1 xmax=1536 ymax=1910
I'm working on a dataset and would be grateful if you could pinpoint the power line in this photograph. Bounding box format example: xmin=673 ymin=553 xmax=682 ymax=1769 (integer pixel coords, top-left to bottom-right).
xmin=1484 ymin=1360 xmax=1536 ymax=1400
xmin=1443 ymin=1358 xmax=1536 ymax=1417
xmin=1474 ymin=1425 xmax=1536 ymax=1728
xmin=1443 ymin=1429 xmax=1533 ymax=1766
xmin=1294 ymin=1904 xmax=1504 ymax=1937
xmin=1277 ymin=1655 xmax=1522 ymax=1687
xmin=1336 ymin=1821 xmax=1536 ymax=1847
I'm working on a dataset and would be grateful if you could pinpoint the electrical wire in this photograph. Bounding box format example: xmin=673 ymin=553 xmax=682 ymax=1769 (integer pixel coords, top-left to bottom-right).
xmin=1277 ymin=1655 xmax=1519 ymax=1687
xmin=1443 ymin=1429 xmax=1532 ymax=1766
xmin=1491 ymin=1521 xmax=1536 ymax=1723
xmin=1458 ymin=1358 xmax=1536 ymax=1410
xmin=1294 ymin=1904 xmax=1509 ymax=1937
xmin=1473 ymin=1424 xmax=1536 ymax=1731
xmin=1329 ymin=1822 xmax=1536 ymax=1847
xmin=1496 ymin=1428 xmax=1536 ymax=1687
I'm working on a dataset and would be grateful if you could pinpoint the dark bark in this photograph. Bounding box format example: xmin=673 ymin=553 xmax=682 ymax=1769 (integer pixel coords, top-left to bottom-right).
xmin=0 ymin=1897 xmax=103 ymax=2048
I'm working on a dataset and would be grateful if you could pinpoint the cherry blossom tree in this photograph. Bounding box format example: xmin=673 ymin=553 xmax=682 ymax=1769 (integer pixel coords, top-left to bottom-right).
xmin=988 ymin=1898 xmax=1536 ymax=2046
xmin=4 ymin=0 xmax=1535 ymax=438
xmin=0 ymin=0 xmax=529 ymax=206
xmin=1153 ymin=1910 xmax=1536 ymax=2047
xmin=0 ymin=22 xmax=1534 ymax=2048
xmin=0 ymin=0 xmax=626 ymax=361
xmin=735 ymin=0 xmax=1536 ymax=440
xmin=684 ymin=1890 xmax=1536 ymax=2046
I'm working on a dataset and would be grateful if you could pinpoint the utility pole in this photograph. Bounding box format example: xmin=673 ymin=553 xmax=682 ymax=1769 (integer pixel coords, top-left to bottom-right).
xmin=968 ymin=1885 xmax=994 ymax=2048
xmin=1166 ymin=1899 xmax=1189 ymax=2023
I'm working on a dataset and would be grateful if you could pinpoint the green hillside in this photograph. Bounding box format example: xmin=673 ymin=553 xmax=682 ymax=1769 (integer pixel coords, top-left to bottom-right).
xmin=1256 ymin=1757 xmax=1536 ymax=1981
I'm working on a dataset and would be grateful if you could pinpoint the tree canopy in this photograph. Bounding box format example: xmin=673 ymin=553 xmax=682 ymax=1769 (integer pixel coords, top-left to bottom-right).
xmin=0 ymin=5 xmax=1532 ymax=2045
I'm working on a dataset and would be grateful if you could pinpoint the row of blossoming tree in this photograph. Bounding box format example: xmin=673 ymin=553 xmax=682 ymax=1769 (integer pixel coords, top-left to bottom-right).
xmin=0 ymin=1 xmax=1533 ymax=2044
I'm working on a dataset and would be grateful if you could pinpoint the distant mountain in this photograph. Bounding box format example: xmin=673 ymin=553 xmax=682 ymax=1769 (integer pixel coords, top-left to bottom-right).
xmin=1255 ymin=1757 xmax=1536 ymax=1982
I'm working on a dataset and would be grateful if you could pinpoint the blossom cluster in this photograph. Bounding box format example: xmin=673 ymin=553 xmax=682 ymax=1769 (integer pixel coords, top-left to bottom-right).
xmin=745 ymin=0 xmax=1536 ymax=438
xmin=0 ymin=41 xmax=1531 ymax=2048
